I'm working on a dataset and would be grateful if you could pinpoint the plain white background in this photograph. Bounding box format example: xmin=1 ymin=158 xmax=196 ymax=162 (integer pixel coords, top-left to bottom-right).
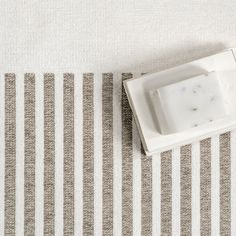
xmin=0 ymin=0 xmax=236 ymax=72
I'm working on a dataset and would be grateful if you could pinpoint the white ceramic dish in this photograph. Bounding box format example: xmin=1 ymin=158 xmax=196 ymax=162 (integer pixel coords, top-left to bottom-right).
xmin=124 ymin=48 xmax=236 ymax=156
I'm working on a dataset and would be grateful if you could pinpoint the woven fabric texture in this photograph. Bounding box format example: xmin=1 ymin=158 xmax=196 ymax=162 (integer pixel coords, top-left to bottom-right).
xmin=1 ymin=1 xmax=236 ymax=235
xmin=0 ymin=73 xmax=235 ymax=235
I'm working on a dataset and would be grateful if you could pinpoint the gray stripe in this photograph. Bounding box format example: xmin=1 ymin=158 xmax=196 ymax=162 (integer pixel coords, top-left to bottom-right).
xmin=220 ymin=132 xmax=231 ymax=235
xmin=4 ymin=73 xmax=16 ymax=235
xmin=83 ymin=73 xmax=94 ymax=235
xmin=102 ymin=73 xmax=113 ymax=235
xmin=180 ymin=144 xmax=192 ymax=235
xmin=44 ymin=73 xmax=55 ymax=235
xmin=200 ymin=138 xmax=211 ymax=235
xmin=122 ymin=73 xmax=133 ymax=236
xmin=24 ymin=73 xmax=35 ymax=235
xmin=161 ymin=150 xmax=172 ymax=235
xmin=141 ymin=148 xmax=152 ymax=236
xmin=63 ymin=73 xmax=74 ymax=235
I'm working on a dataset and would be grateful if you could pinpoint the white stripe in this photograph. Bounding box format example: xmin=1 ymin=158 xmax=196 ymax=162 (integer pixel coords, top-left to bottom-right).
xmin=132 ymin=118 xmax=142 ymax=236
xmin=0 ymin=75 xmax=5 ymax=232
xmin=152 ymin=153 xmax=161 ymax=236
xmin=231 ymin=130 xmax=236 ymax=235
xmin=172 ymin=148 xmax=180 ymax=236
xmin=94 ymin=73 xmax=103 ymax=236
xmin=74 ymin=72 xmax=83 ymax=236
xmin=15 ymin=73 xmax=24 ymax=236
xmin=35 ymin=73 xmax=44 ymax=236
xmin=113 ymin=73 xmax=122 ymax=236
xmin=55 ymin=73 xmax=64 ymax=236
xmin=211 ymin=135 xmax=220 ymax=236
xmin=192 ymin=141 xmax=200 ymax=236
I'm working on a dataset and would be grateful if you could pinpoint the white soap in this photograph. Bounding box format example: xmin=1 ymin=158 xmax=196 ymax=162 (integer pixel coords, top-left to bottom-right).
xmin=150 ymin=72 xmax=227 ymax=134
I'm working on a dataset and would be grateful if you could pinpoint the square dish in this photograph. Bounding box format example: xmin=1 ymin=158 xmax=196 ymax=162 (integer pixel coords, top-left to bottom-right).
xmin=124 ymin=48 xmax=236 ymax=156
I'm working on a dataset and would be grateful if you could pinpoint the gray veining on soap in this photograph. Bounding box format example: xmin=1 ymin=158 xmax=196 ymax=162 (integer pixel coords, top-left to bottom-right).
xmin=150 ymin=72 xmax=227 ymax=134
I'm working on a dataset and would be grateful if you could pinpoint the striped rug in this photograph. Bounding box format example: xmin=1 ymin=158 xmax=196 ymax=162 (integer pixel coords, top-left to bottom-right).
xmin=0 ymin=72 xmax=235 ymax=235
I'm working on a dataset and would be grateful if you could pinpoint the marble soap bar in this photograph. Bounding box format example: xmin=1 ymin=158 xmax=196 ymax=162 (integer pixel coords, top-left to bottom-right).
xmin=150 ymin=72 xmax=227 ymax=134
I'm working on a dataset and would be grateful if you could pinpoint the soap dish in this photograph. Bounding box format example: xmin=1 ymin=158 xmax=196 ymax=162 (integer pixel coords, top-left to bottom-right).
xmin=124 ymin=48 xmax=236 ymax=156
